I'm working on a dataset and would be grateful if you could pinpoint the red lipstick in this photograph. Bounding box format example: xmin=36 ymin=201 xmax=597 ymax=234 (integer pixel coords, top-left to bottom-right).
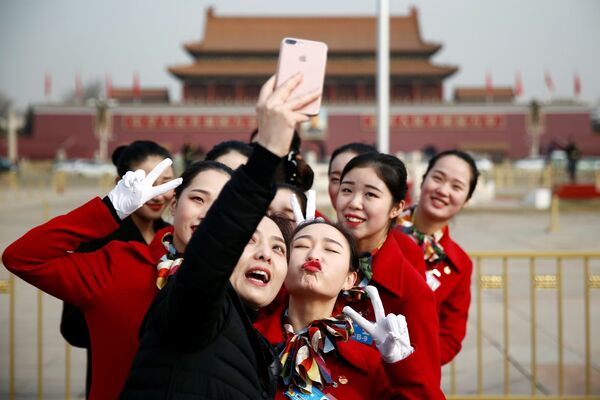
xmin=146 ymin=204 xmax=163 ymax=212
xmin=302 ymin=260 xmax=321 ymax=272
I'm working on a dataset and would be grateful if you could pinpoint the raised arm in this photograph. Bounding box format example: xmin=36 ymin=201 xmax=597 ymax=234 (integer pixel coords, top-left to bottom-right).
xmin=2 ymin=159 xmax=181 ymax=308
xmin=151 ymin=75 xmax=320 ymax=347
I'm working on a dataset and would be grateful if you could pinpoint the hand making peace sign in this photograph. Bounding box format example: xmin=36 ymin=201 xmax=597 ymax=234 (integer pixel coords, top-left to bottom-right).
xmin=343 ymin=285 xmax=414 ymax=363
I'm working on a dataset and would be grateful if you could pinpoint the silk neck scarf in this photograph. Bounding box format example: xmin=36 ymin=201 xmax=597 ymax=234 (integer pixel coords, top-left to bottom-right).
xmin=278 ymin=312 xmax=354 ymax=394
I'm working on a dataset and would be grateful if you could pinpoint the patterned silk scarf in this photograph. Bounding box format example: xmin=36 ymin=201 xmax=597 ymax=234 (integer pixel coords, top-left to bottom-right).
xmin=399 ymin=206 xmax=446 ymax=264
xmin=279 ymin=313 xmax=354 ymax=394
xmin=342 ymin=244 xmax=383 ymax=302
xmin=156 ymin=232 xmax=184 ymax=289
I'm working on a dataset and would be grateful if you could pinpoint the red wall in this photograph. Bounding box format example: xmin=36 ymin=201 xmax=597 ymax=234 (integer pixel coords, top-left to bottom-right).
xmin=2 ymin=104 xmax=597 ymax=161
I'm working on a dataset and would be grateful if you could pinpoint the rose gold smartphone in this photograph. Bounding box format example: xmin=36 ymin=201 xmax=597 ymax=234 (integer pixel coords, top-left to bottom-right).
xmin=275 ymin=37 xmax=328 ymax=116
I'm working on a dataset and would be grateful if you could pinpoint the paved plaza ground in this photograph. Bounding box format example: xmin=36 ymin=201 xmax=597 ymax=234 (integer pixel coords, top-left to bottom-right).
xmin=0 ymin=179 xmax=599 ymax=399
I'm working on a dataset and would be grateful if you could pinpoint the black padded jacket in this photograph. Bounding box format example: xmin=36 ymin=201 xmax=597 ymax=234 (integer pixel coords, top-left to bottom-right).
xmin=120 ymin=145 xmax=282 ymax=400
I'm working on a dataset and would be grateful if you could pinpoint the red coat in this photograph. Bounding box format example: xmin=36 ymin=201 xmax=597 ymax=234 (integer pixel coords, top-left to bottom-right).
xmin=341 ymin=233 xmax=445 ymax=400
xmin=2 ymin=198 xmax=168 ymax=400
xmin=255 ymin=307 xmax=407 ymax=400
xmin=390 ymin=228 xmax=427 ymax=278
xmin=429 ymin=226 xmax=472 ymax=365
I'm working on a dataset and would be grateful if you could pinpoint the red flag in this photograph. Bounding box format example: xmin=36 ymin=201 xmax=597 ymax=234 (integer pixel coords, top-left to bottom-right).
xmin=44 ymin=72 xmax=52 ymax=98
xmin=75 ymin=71 xmax=83 ymax=99
xmin=132 ymin=72 xmax=140 ymax=99
xmin=106 ymin=74 xmax=113 ymax=98
xmin=574 ymin=73 xmax=581 ymax=97
xmin=485 ymin=71 xmax=493 ymax=100
xmin=544 ymin=70 xmax=554 ymax=92
xmin=514 ymin=71 xmax=523 ymax=97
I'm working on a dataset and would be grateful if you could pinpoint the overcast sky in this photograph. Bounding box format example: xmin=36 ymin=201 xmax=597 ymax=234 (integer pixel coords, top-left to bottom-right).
xmin=1 ymin=0 xmax=599 ymax=110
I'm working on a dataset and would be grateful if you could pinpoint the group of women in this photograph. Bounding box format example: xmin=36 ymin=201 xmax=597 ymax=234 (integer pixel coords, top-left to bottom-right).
xmin=2 ymin=73 xmax=478 ymax=400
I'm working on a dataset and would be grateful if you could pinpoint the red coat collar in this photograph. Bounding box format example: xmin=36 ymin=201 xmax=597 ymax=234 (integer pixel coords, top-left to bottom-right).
xmin=254 ymin=306 xmax=372 ymax=375
xmin=370 ymin=233 xmax=407 ymax=297
xmin=438 ymin=226 xmax=470 ymax=273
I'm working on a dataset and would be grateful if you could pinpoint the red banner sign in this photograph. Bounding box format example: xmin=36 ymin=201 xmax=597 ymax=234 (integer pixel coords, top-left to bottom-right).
xmin=361 ymin=114 xmax=505 ymax=130
xmin=121 ymin=115 xmax=257 ymax=131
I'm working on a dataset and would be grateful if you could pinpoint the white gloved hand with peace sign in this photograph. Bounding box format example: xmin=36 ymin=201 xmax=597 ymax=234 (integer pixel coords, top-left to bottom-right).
xmin=108 ymin=158 xmax=182 ymax=220
xmin=343 ymin=285 xmax=414 ymax=363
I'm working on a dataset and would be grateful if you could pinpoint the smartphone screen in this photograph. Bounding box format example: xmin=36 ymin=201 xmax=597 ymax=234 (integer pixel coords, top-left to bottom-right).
xmin=275 ymin=37 xmax=328 ymax=116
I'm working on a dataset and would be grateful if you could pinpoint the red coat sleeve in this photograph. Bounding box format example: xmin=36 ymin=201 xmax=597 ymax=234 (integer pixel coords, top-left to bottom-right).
xmin=391 ymin=277 xmax=446 ymax=399
xmin=2 ymin=197 xmax=121 ymax=309
xmin=380 ymin=354 xmax=445 ymax=400
xmin=370 ymin=235 xmax=445 ymax=399
xmin=438 ymin=256 xmax=472 ymax=365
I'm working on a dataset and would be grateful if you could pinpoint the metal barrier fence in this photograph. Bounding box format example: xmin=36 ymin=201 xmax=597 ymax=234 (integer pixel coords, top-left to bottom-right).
xmin=445 ymin=251 xmax=600 ymax=400
xmin=1 ymin=252 xmax=599 ymax=399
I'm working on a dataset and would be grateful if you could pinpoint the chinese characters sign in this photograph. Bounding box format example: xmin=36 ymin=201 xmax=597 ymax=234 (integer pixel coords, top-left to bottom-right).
xmin=121 ymin=115 xmax=257 ymax=131
xmin=361 ymin=114 xmax=505 ymax=130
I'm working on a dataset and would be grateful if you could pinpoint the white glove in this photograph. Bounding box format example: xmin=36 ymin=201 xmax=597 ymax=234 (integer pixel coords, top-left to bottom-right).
xmin=108 ymin=158 xmax=182 ymax=220
xmin=343 ymin=285 xmax=414 ymax=363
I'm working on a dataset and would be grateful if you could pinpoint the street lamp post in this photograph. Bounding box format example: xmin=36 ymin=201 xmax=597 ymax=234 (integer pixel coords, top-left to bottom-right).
xmin=91 ymin=99 xmax=114 ymax=162
xmin=528 ymin=100 xmax=543 ymax=158
xmin=0 ymin=111 xmax=23 ymax=163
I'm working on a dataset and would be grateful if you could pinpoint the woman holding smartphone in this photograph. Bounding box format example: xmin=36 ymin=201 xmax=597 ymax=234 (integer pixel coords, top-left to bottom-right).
xmin=397 ymin=150 xmax=479 ymax=365
xmin=119 ymin=74 xmax=320 ymax=400
xmin=335 ymin=152 xmax=445 ymax=399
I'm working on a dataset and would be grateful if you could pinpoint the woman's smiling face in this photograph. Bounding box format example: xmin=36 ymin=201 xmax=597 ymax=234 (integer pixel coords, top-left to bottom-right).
xmin=133 ymin=155 xmax=175 ymax=221
xmin=335 ymin=166 xmax=402 ymax=252
xmin=418 ymin=154 xmax=472 ymax=223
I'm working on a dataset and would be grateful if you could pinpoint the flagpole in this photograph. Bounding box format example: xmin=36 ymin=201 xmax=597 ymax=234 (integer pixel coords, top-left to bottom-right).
xmin=376 ymin=0 xmax=390 ymax=154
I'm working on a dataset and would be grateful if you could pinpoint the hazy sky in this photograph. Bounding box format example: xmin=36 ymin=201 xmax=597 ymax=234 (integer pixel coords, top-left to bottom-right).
xmin=1 ymin=0 xmax=599 ymax=109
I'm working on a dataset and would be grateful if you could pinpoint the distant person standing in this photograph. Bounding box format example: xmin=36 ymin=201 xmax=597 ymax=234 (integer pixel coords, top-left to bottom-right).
xmin=564 ymin=139 xmax=581 ymax=183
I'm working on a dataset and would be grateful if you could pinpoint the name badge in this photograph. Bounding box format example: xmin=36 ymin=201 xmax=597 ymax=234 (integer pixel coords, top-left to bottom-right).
xmin=426 ymin=270 xmax=441 ymax=292
xmin=351 ymin=321 xmax=373 ymax=345
xmin=285 ymin=385 xmax=330 ymax=400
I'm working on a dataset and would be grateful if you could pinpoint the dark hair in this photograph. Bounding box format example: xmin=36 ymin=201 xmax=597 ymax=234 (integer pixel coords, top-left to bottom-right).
xmin=174 ymin=160 xmax=234 ymax=200
xmin=205 ymin=140 xmax=253 ymax=162
xmin=340 ymin=152 xmax=408 ymax=215
xmin=275 ymin=183 xmax=307 ymax=215
xmin=423 ymin=150 xmax=479 ymax=200
xmin=328 ymin=142 xmax=377 ymax=175
xmin=266 ymin=213 xmax=295 ymax=262
xmin=112 ymin=140 xmax=172 ymax=177
xmin=275 ymin=151 xmax=314 ymax=192
xmin=293 ymin=219 xmax=359 ymax=273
